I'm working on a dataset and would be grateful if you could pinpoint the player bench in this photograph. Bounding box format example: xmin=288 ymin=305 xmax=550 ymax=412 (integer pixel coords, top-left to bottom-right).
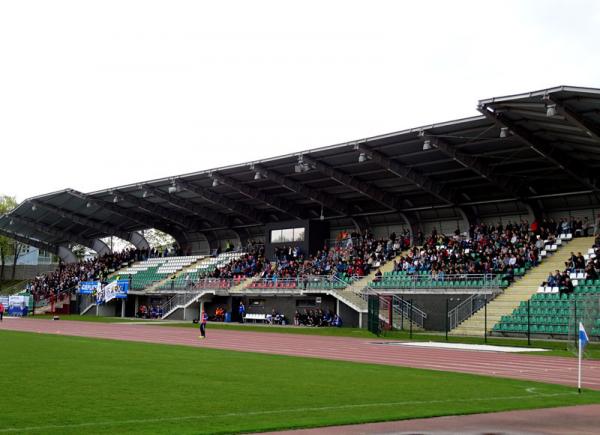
xmin=243 ymin=313 xmax=267 ymax=323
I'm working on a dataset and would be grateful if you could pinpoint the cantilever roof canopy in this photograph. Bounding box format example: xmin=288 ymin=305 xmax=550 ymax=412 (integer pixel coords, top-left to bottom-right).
xmin=2 ymin=85 xmax=600 ymax=251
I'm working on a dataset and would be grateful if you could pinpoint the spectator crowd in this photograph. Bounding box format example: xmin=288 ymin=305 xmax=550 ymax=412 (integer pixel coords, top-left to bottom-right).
xmin=26 ymin=249 xmax=140 ymax=301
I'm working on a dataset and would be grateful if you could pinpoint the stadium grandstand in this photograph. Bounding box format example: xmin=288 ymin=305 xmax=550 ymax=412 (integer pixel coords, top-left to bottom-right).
xmin=2 ymin=85 xmax=600 ymax=335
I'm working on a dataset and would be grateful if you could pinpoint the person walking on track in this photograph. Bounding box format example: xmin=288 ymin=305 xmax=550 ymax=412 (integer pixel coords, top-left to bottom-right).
xmin=238 ymin=301 xmax=246 ymax=323
xmin=199 ymin=310 xmax=208 ymax=339
xmin=0 ymin=301 xmax=4 ymax=322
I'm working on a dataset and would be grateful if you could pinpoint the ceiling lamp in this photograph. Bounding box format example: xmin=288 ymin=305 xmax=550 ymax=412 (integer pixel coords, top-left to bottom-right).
xmin=254 ymin=171 xmax=264 ymax=180
xmin=294 ymin=156 xmax=313 ymax=173
xmin=546 ymin=104 xmax=557 ymax=117
xmin=358 ymin=152 xmax=368 ymax=163
xmin=422 ymin=139 xmax=432 ymax=151
xmin=499 ymin=127 xmax=509 ymax=138
xmin=212 ymin=178 xmax=219 ymax=187
xmin=31 ymin=204 xmax=37 ymax=211
xmin=113 ymin=196 xmax=119 ymax=203
xmin=86 ymin=202 xmax=93 ymax=208
xmin=319 ymin=205 xmax=324 ymax=221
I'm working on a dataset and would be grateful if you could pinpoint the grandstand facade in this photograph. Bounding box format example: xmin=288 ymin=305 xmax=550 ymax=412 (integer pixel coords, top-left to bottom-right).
xmin=2 ymin=85 xmax=600 ymax=330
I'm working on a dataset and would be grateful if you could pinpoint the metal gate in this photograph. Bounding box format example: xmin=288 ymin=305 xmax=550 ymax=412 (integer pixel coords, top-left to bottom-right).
xmin=367 ymin=294 xmax=381 ymax=335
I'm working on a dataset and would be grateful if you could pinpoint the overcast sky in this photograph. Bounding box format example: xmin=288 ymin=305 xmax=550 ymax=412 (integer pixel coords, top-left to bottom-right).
xmin=1 ymin=0 xmax=599 ymax=203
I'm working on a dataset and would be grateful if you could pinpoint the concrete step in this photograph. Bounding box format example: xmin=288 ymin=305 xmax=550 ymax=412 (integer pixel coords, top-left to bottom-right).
xmin=450 ymin=236 xmax=595 ymax=336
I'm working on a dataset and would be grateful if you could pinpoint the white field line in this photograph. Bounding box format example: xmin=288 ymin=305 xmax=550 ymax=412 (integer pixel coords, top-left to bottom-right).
xmin=0 ymin=391 xmax=579 ymax=433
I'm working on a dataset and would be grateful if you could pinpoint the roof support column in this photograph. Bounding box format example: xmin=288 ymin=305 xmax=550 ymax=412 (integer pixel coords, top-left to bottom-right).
xmin=398 ymin=212 xmax=418 ymax=246
xmin=127 ymin=231 xmax=150 ymax=250
xmin=89 ymin=239 xmax=111 ymax=256
xmin=57 ymin=246 xmax=78 ymax=263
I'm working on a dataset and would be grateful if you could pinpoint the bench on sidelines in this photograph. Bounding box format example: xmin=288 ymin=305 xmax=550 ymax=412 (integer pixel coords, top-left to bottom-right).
xmin=244 ymin=313 xmax=267 ymax=323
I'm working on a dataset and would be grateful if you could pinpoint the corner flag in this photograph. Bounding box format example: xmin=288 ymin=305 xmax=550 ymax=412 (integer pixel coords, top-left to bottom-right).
xmin=578 ymin=322 xmax=589 ymax=393
xmin=579 ymin=322 xmax=589 ymax=349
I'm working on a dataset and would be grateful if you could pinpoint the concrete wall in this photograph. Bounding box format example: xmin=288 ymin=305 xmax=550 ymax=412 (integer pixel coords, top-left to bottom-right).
xmin=1 ymin=264 xmax=57 ymax=280
xmin=337 ymin=300 xmax=360 ymax=328
xmin=390 ymin=293 xmax=473 ymax=331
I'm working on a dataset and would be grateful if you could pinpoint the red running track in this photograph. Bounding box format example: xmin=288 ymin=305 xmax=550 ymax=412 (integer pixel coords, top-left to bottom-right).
xmin=2 ymin=317 xmax=600 ymax=390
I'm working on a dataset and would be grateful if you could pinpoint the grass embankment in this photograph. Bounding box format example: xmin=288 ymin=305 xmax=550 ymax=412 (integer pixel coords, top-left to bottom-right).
xmin=0 ymin=279 xmax=26 ymax=295
xmin=1 ymin=330 xmax=599 ymax=434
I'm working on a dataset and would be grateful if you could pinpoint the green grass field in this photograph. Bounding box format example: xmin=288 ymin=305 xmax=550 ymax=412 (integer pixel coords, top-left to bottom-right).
xmin=2 ymin=330 xmax=600 ymax=434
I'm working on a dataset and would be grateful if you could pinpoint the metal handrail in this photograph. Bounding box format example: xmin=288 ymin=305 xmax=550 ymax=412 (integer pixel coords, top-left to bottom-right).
xmin=361 ymin=286 xmax=428 ymax=328
xmin=160 ymin=290 xmax=215 ymax=318
xmin=372 ymin=273 xmax=503 ymax=290
xmin=247 ymin=275 xmax=350 ymax=289
xmin=447 ymin=290 xmax=502 ymax=330
xmin=159 ymin=277 xmax=242 ymax=291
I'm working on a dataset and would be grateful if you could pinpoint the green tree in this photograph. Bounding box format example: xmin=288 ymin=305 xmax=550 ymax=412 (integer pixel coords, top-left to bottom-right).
xmin=0 ymin=195 xmax=19 ymax=284
xmin=143 ymin=229 xmax=176 ymax=250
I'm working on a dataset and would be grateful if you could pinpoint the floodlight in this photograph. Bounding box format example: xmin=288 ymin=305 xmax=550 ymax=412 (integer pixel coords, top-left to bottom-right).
xmin=546 ymin=104 xmax=557 ymax=117
xmin=499 ymin=127 xmax=509 ymax=138
xmin=422 ymin=139 xmax=432 ymax=151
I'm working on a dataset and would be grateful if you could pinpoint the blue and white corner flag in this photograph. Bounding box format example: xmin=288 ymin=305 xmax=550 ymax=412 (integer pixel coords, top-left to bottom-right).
xmin=578 ymin=322 xmax=589 ymax=393
xmin=579 ymin=322 xmax=589 ymax=349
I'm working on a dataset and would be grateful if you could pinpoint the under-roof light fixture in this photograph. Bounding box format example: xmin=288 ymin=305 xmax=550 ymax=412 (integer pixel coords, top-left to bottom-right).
xmin=212 ymin=178 xmax=219 ymax=188
xmin=86 ymin=202 xmax=92 ymax=208
xmin=254 ymin=171 xmax=264 ymax=181
xmin=9 ymin=219 xmax=14 ymax=225
xmin=422 ymin=139 xmax=432 ymax=151
xmin=113 ymin=196 xmax=119 ymax=203
xmin=499 ymin=127 xmax=509 ymax=138
xmin=358 ymin=152 xmax=368 ymax=163
xmin=142 ymin=190 xmax=150 ymax=198
xmin=31 ymin=204 xmax=37 ymax=211
xmin=546 ymin=104 xmax=557 ymax=117
xmin=319 ymin=205 xmax=324 ymax=221
xmin=294 ymin=155 xmax=314 ymax=173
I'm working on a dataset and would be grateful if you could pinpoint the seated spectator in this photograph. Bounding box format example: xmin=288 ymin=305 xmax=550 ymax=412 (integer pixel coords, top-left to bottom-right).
xmin=559 ymin=277 xmax=574 ymax=298
xmin=373 ymin=268 xmax=382 ymax=282
xmin=332 ymin=313 xmax=343 ymax=327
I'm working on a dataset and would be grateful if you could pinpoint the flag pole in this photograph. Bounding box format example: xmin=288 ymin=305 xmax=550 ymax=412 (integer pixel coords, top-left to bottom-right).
xmin=578 ymin=337 xmax=582 ymax=394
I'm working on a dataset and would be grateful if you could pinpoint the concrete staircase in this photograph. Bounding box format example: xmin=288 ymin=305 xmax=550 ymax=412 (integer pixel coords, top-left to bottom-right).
xmin=228 ymin=278 xmax=252 ymax=294
xmin=328 ymin=248 xmax=413 ymax=315
xmin=451 ymin=236 xmax=595 ymax=336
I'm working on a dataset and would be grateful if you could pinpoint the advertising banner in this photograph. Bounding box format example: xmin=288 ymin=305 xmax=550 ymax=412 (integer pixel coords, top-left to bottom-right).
xmin=79 ymin=281 xmax=100 ymax=295
xmin=8 ymin=295 xmax=29 ymax=316
xmin=96 ymin=280 xmax=129 ymax=304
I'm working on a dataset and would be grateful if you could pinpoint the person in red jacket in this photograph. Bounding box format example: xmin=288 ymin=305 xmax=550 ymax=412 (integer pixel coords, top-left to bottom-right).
xmin=0 ymin=302 xmax=5 ymax=322
xmin=199 ymin=310 xmax=208 ymax=339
